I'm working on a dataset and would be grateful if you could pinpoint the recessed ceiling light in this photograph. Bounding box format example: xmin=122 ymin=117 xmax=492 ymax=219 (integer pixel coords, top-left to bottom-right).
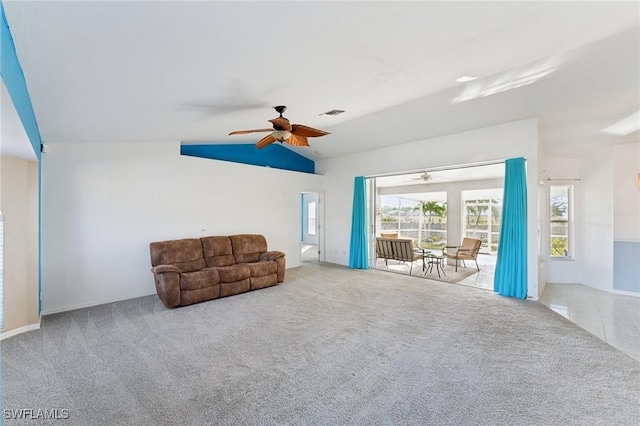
xmin=455 ymin=75 xmax=477 ymax=83
xmin=320 ymin=109 xmax=345 ymax=116
xmin=602 ymin=111 xmax=640 ymax=136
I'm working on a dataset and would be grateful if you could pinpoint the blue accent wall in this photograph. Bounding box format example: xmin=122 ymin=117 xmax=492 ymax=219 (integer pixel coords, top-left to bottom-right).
xmin=1 ymin=3 xmax=42 ymax=159
xmin=613 ymin=241 xmax=640 ymax=293
xmin=181 ymin=143 xmax=315 ymax=174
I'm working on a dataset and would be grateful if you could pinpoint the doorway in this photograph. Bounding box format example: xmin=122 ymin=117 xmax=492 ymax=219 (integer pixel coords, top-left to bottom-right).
xmin=301 ymin=192 xmax=319 ymax=263
xmin=369 ymin=163 xmax=504 ymax=290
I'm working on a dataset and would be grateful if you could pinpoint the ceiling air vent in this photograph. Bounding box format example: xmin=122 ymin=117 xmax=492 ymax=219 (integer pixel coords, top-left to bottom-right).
xmin=320 ymin=109 xmax=345 ymax=116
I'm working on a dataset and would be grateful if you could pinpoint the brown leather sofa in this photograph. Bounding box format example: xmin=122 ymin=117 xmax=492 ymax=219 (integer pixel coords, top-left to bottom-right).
xmin=149 ymin=234 xmax=285 ymax=308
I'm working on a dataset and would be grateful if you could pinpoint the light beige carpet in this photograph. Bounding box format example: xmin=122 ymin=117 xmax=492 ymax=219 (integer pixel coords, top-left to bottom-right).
xmin=375 ymin=258 xmax=479 ymax=284
xmin=2 ymin=262 xmax=638 ymax=425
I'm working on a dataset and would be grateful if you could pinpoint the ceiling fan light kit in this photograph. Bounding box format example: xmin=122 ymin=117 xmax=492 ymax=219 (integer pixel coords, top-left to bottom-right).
xmin=272 ymin=130 xmax=292 ymax=142
xmin=229 ymin=106 xmax=330 ymax=149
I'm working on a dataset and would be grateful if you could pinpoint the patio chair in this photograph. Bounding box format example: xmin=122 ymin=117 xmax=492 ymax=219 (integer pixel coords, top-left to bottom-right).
xmin=376 ymin=237 xmax=424 ymax=274
xmin=442 ymin=237 xmax=482 ymax=272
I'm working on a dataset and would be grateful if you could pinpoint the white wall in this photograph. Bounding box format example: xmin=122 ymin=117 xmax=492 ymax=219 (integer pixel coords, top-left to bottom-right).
xmin=317 ymin=118 xmax=540 ymax=299
xmin=580 ymin=146 xmax=614 ymax=292
xmin=0 ymin=156 xmax=39 ymax=332
xmin=41 ymin=141 xmax=324 ymax=314
xmin=545 ymin=142 xmax=639 ymax=294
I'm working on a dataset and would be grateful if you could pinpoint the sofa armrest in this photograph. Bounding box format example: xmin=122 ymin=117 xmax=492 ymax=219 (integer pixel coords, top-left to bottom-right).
xmin=259 ymin=252 xmax=286 ymax=283
xmin=260 ymin=251 xmax=285 ymax=261
xmin=151 ymin=264 xmax=181 ymax=274
xmin=151 ymin=265 xmax=181 ymax=308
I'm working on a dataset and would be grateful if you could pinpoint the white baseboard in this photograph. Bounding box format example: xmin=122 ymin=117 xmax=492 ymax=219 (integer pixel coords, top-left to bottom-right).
xmin=546 ymin=282 xmax=640 ymax=298
xmin=612 ymin=289 xmax=640 ymax=298
xmin=1 ymin=318 xmax=42 ymax=340
xmin=40 ymin=291 xmax=157 ymax=316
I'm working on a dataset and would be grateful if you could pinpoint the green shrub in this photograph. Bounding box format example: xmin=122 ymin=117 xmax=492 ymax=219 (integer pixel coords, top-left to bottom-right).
xmin=551 ymin=237 xmax=568 ymax=257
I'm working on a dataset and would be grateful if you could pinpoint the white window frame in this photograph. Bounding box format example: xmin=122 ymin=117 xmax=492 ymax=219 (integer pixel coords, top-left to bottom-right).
xmin=549 ymin=184 xmax=574 ymax=259
xmin=308 ymin=201 xmax=316 ymax=236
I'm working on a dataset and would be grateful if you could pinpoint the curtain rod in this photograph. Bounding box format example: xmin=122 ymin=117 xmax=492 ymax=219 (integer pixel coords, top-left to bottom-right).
xmin=365 ymin=159 xmax=507 ymax=179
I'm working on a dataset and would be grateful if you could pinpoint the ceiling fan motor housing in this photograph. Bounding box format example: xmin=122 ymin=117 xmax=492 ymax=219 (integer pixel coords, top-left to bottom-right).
xmin=269 ymin=117 xmax=292 ymax=131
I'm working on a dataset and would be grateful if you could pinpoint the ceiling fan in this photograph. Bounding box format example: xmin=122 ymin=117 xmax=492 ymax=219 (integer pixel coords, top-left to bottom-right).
xmin=229 ymin=105 xmax=330 ymax=149
xmin=405 ymin=171 xmax=432 ymax=183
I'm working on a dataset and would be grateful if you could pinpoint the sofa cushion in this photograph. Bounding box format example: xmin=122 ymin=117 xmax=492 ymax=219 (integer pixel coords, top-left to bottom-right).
xmin=181 ymin=286 xmax=220 ymax=306
xmin=179 ymin=268 xmax=220 ymax=291
xmin=149 ymin=239 xmax=206 ymax=273
xmin=250 ymin=274 xmax=277 ymax=290
xmin=220 ymin=278 xmax=250 ymax=297
xmin=246 ymin=260 xmax=277 ymax=277
xmin=216 ymin=264 xmax=250 ymax=283
xmin=230 ymin=234 xmax=268 ymax=263
xmin=201 ymin=236 xmax=236 ymax=267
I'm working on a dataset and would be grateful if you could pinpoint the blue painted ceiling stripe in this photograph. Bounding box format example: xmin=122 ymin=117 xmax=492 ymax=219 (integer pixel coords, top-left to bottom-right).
xmin=181 ymin=144 xmax=315 ymax=174
xmin=1 ymin=2 xmax=42 ymax=160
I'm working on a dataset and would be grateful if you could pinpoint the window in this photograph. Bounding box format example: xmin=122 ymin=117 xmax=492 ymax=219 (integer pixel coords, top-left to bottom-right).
xmin=550 ymin=185 xmax=572 ymax=258
xmin=378 ymin=194 xmax=447 ymax=249
xmin=462 ymin=189 xmax=503 ymax=254
xmin=308 ymin=202 xmax=316 ymax=235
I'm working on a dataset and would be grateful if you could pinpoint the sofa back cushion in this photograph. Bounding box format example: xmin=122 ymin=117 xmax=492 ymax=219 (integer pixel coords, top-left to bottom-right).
xmin=149 ymin=238 xmax=206 ymax=273
xmin=201 ymin=236 xmax=236 ymax=267
xmin=230 ymin=234 xmax=267 ymax=263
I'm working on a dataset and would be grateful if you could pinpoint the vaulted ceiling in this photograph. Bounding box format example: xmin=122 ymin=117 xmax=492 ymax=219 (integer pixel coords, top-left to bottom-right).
xmin=3 ymin=1 xmax=639 ymax=161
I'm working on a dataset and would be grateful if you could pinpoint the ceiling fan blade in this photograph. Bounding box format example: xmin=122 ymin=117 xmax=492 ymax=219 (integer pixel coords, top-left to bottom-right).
xmin=229 ymin=128 xmax=274 ymax=135
xmin=286 ymin=134 xmax=310 ymax=147
xmin=291 ymin=124 xmax=330 ymax=138
xmin=256 ymin=134 xmax=277 ymax=149
xmin=183 ymin=101 xmax=271 ymax=116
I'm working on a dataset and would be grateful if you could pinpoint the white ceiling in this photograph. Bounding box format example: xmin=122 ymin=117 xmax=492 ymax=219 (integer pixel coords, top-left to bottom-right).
xmin=3 ymin=1 xmax=639 ymax=161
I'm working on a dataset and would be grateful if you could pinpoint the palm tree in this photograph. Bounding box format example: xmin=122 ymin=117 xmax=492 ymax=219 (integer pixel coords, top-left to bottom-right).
xmin=551 ymin=196 xmax=568 ymax=218
xmin=420 ymin=201 xmax=446 ymax=227
xmin=466 ymin=199 xmax=500 ymax=228
xmin=465 ymin=204 xmax=488 ymax=228
xmin=413 ymin=201 xmax=446 ymax=245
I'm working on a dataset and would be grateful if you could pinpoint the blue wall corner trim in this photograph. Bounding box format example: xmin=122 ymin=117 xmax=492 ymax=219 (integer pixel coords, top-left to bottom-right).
xmin=181 ymin=144 xmax=315 ymax=174
xmin=613 ymin=241 xmax=640 ymax=293
xmin=1 ymin=3 xmax=42 ymax=160
xmin=1 ymin=2 xmax=44 ymax=318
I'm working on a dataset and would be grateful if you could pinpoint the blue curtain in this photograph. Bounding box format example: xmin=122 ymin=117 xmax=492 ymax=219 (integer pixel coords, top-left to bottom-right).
xmin=494 ymin=157 xmax=528 ymax=298
xmin=349 ymin=176 xmax=369 ymax=269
